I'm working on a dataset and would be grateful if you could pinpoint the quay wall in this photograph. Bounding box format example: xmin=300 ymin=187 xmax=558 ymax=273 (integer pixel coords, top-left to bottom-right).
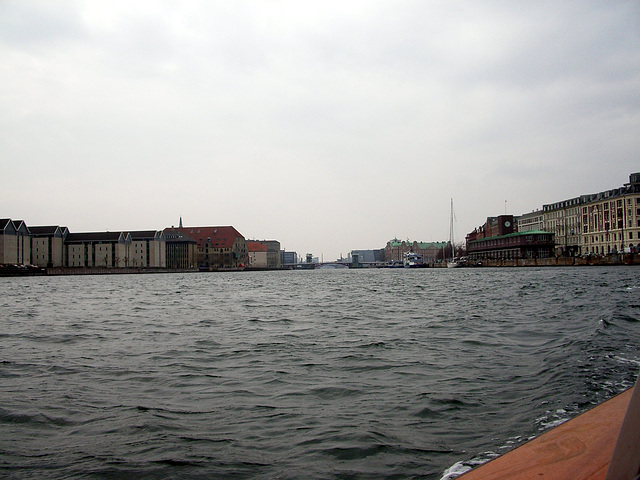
xmin=45 ymin=267 xmax=198 ymax=276
xmin=477 ymin=255 xmax=640 ymax=268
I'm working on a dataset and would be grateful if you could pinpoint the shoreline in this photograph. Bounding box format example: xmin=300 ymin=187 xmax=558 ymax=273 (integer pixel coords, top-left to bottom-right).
xmin=1 ymin=255 xmax=638 ymax=277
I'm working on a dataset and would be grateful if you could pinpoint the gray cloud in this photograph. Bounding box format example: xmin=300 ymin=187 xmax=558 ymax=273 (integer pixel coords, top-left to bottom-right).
xmin=1 ymin=1 xmax=639 ymax=258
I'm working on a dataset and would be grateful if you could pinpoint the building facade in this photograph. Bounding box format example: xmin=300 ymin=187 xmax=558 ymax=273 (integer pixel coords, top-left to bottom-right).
xmin=281 ymin=250 xmax=298 ymax=265
xmin=247 ymin=240 xmax=281 ymax=268
xmin=1 ymin=219 xmax=20 ymax=265
xmin=176 ymin=226 xmax=248 ymax=269
xmin=29 ymin=226 xmax=68 ymax=267
xmin=63 ymin=231 xmax=167 ymax=268
xmin=384 ymin=238 xmax=448 ymax=264
xmin=536 ymin=173 xmax=640 ymax=256
xmin=466 ymin=215 xmax=555 ymax=261
xmin=349 ymin=249 xmax=385 ymax=264
xmin=580 ymin=173 xmax=640 ymax=255
xmin=467 ymin=230 xmax=555 ymax=261
xmin=163 ymin=228 xmax=198 ymax=269
xmin=247 ymin=241 xmax=268 ymax=268
xmin=517 ymin=210 xmax=544 ymax=232
xmin=542 ymin=197 xmax=588 ymax=256
xmin=0 ymin=219 xmax=32 ymax=265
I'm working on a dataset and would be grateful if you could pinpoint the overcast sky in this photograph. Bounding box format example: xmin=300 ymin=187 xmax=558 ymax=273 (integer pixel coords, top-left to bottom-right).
xmin=1 ymin=1 xmax=639 ymax=260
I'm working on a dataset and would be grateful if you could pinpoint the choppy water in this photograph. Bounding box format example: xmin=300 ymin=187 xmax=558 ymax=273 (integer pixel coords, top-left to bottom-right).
xmin=1 ymin=267 xmax=639 ymax=479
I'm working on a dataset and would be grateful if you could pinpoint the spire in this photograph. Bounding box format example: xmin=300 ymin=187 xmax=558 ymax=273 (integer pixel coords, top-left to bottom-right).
xmin=179 ymin=216 xmax=183 ymax=228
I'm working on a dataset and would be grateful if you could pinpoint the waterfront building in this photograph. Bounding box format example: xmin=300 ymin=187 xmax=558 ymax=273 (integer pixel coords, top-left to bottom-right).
xmin=29 ymin=225 xmax=68 ymax=267
xmin=579 ymin=173 xmax=640 ymax=255
xmin=466 ymin=215 xmax=554 ymax=261
xmin=0 ymin=219 xmax=31 ymax=265
xmin=281 ymin=250 xmax=298 ymax=266
xmin=467 ymin=231 xmax=555 ymax=261
xmin=1 ymin=219 xmax=23 ymax=265
xmin=129 ymin=230 xmax=166 ymax=268
xmin=517 ymin=210 xmax=544 ymax=232
xmin=384 ymin=238 xmax=448 ymax=264
xmin=247 ymin=240 xmax=281 ymax=268
xmin=176 ymin=226 xmax=248 ymax=269
xmin=349 ymin=249 xmax=385 ymax=264
xmin=64 ymin=232 xmax=130 ymax=267
xmin=163 ymin=228 xmax=198 ymax=269
xmin=247 ymin=241 xmax=268 ymax=268
xmin=542 ymin=196 xmax=588 ymax=256
xmin=64 ymin=230 xmax=167 ymax=268
xmin=534 ymin=173 xmax=640 ymax=257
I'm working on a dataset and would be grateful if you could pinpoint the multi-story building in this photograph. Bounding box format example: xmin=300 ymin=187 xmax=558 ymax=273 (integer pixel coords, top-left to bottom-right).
xmin=29 ymin=225 xmax=68 ymax=267
xmin=349 ymin=249 xmax=385 ymax=264
xmin=129 ymin=231 xmax=167 ymax=268
xmin=535 ymin=173 xmax=640 ymax=257
xmin=466 ymin=215 xmax=554 ymax=260
xmin=176 ymin=225 xmax=248 ymax=269
xmin=281 ymin=250 xmax=298 ymax=265
xmin=384 ymin=238 xmax=448 ymax=264
xmin=580 ymin=173 xmax=640 ymax=255
xmin=1 ymin=218 xmax=210 ymax=271
xmin=517 ymin=210 xmax=544 ymax=232
xmin=247 ymin=241 xmax=268 ymax=268
xmin=63 ymin=230 xmax=167 ymax=268
xmin=467 ymin=231 xmax=555 ymax=261
xmin=163 ymin=228 xmax=198 ymax=269
xmin=0 ymin=219 xmax=31 ymax=265
xmin=542 ymin=197 xmax=588 ymax=256
xmin=247 ymin=240 xmax=281 ymax=268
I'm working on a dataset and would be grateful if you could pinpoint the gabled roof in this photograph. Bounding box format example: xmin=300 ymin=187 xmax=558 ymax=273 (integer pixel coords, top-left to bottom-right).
xmin=129 ymin=230 xmax=164 ymax=241
xmin=12 ymin=220 xmax=30 ymax=234
xmin=0 ymin=219 xmax=16 ymax=234
xmin=29 ymin=226 xmax=63 ymax=237
xmin=176 ymin=226 xmax=245 ymax=247
xmin=66 ymin=231 xmax=130 ymax=243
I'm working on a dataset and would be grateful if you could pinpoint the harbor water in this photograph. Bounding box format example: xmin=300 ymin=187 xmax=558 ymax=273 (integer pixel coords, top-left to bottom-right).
xmin=1 ymin=267 xmax=639 ymax=479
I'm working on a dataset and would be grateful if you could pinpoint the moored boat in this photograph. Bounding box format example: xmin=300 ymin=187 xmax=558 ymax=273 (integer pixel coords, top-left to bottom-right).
xmin=404 ymin=251 xmax=426 ymax=268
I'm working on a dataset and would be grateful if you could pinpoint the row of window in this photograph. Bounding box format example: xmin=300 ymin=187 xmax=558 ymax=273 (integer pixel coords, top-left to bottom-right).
xmin=587 ymin=244 xmax=637 ymax=255
xmin=471 ymin=234 xmax=551 ymax=249
xmin=586 ymin=231 xmax=636 ymax=243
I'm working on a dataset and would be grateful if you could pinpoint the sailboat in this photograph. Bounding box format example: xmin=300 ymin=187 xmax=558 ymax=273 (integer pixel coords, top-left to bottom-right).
xmin=447 ymin=199 xmax=462 ymax=268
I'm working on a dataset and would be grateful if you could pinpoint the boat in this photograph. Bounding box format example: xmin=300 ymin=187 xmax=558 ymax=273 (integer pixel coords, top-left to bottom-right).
xmin=447 ymin=199 xmax=462 ymax=268
xmin=404 ymin=251 xmax=426 ymax=268
xmin=457 ymin=372 xmax=640 ymax=479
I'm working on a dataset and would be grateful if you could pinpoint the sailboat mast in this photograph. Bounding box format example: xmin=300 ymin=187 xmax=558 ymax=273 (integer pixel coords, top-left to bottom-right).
xmin=449 ymin=198 xmax=455 ymax=259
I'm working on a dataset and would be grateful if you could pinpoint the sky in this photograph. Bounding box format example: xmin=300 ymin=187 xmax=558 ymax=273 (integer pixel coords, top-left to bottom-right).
xmin=1 ymin=1 xmax=639 ymax=261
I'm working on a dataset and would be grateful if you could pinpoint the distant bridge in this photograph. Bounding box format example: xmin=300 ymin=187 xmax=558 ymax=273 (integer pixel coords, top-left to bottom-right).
xmin=281 ymin=261 xmax=387 ymax=269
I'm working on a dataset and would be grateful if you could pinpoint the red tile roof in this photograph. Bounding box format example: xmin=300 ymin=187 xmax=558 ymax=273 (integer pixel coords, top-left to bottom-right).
xmin=175 ymin=226 xmax=244 ymax=248
xmin=246 ymin=241 xmax=268 ymax=252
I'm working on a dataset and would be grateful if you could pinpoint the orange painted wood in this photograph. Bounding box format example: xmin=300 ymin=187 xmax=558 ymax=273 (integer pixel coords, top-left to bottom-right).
xmin=458 ymin=388 xmax=633 ymax=480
